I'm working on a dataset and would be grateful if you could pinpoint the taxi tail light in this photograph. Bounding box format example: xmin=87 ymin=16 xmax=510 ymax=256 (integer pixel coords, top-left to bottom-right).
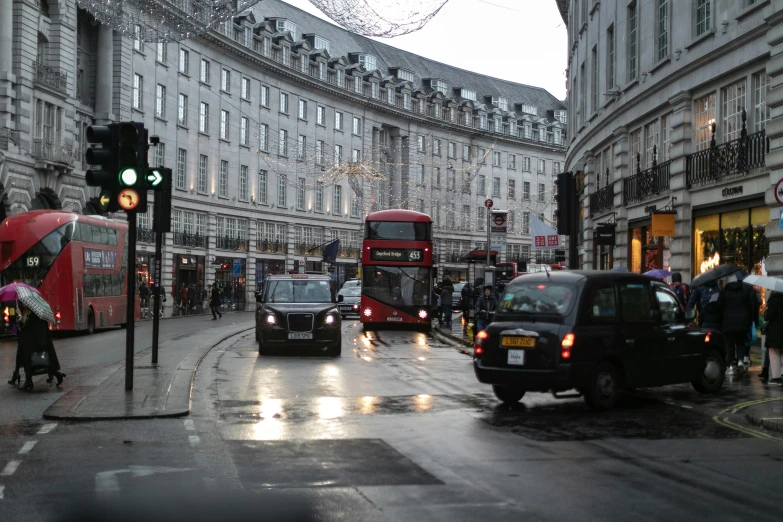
xmin=704 ymin=332 xmax=711 ymax=343
xmin=3 ymin=307 xmax=8 ymax=323
xmin=474 ymin=330 xmax=489 ymax=355
xmin=561 ymin=333 xmax=575 ymax=360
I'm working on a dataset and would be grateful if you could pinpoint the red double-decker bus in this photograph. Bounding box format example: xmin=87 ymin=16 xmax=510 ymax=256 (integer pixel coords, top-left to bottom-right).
xmin=0 ymin=210 xmax=136 ymax=333
xmin=360 ymin=209 xmax=433 ymax=327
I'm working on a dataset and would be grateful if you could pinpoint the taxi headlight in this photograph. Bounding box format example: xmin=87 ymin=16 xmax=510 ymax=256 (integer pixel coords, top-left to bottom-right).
xmin=325 ymin=314 xmax=336 ymax=325
xmin=265 ymin=314 xmax=276 ymax=325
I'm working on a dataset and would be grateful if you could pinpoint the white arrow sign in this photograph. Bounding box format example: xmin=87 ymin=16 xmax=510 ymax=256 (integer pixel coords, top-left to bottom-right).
xmin=146 ymin=169 xmax=163 ymax=187
xmin=96 ymin=466 xmax=194 ymax=496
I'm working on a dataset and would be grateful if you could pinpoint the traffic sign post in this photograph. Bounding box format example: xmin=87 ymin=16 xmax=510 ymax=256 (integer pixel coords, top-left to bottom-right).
xmin=151 ymin=167 xmax=172 ymax=365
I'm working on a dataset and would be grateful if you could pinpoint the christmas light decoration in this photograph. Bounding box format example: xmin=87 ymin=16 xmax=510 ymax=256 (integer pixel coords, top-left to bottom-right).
xmin=307 ymin=0 xmax=450 ymax=38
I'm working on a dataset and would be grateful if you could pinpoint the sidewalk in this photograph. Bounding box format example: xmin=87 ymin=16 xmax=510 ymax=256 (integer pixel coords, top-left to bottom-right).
xmin=43 ymin=317 xmax=255 ymax=420
xmin=745 ymin=398 xmax=783 ymax=433
xmin=432 ymin=311 xmax=473 ymax=348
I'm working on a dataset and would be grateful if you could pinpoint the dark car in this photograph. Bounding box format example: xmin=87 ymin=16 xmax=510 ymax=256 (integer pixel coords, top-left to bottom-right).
xmin=473 ymin=271 xmax=726 ymax=410
xmin=255 ymin=274 xmax=342 ymax=357
xmin=337 ymin=287 xmax=361 ymax=318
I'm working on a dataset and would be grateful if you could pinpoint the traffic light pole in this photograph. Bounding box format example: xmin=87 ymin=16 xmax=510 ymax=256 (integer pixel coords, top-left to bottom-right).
xmin=126 ymin=213 xmax=137 ymax=391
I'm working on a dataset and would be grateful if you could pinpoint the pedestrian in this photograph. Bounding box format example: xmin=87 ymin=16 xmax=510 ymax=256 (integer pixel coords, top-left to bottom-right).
xmin=432 ymin=285 xmax=442 ymax=324
xmin=686 ymin=280 xmax=721 ymax=326
xmin=16 ymin=303 xmax=65 ymax=390
xmin=475 ymin=285 xmax=498 ymax=332
xmin=440 ymin=276 xmax=455 ymax=328
xmin=461 ymin=282 xmax=472 ymax=327
xmin=668 ymin=272 xmax=690 ymax=307
xmin=210 ymin=283 xmax=223 ymax=320
xmin=717 ymin=273 xmax=758 ymax=375
xmin=7 ymin=332 xmax=23 ymax=386
xmin=139 ymin=281 xmax=149 ymax=312
xmin=763 ymin=290 xmax=783 ymax=385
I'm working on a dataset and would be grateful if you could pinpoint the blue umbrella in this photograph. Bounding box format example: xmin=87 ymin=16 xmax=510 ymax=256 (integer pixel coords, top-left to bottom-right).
xmin=644 ymin=269 xmax=672 ymax=279
xmin=611 ymin=267 xmax=628 ymax=272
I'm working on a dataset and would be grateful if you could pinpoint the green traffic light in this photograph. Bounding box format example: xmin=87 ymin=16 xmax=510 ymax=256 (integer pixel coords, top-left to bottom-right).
xmin=119 ymin=167 xmax=138 ymax=186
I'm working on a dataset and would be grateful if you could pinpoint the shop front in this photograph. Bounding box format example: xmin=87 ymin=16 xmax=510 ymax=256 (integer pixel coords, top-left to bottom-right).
xmin=627 ymin=217 xmax=671 ymax=274
xmin=136 ymin=252 xmax=156 ymax=286
xmin=593 ymin=223 xmax=616 ymax=270
xmin=214 ymin=256 xmax=247 ymax=311
xmin=331 ymin=262 xmax=358 ymax=286
xmin=255 ymin=258 xmax=286 ymax=293
xmin=293 ymin=258 xmax=323 ymax=274
xmin=692 ymin=198 xmax=769 ymax=277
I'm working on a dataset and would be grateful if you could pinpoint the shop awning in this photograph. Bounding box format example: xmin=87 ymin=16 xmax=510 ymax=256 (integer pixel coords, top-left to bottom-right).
xmin=462 ymin=249 xmax=499 ymax=261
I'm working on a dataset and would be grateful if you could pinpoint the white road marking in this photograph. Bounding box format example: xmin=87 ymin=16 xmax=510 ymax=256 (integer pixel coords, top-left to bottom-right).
xmin=0 ymin=485 xmax=4 ymax=499
xmin=96 ymin=466 xmax=195 ymax=496
xmin=183 ymin=420 xmax=195 ymax=431
xmin=18 ymin=441 xmax=37 ymax=454
xmin=37 ymin=423 xmax=57 ymax=434
xmin=189 ymin=435 xmax=200 ymax=446
xmin=1 ymin=460 xmax=21 ymax=476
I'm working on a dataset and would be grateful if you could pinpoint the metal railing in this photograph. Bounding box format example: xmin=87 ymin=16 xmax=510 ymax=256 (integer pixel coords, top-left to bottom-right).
xmin=294 ymin=243 xmax=323 ymax=255
xmin=686 ymin=122 xmax=767 ymax=187
xmin=255 ymin=239 xmax=287 ymax=254
xmin=623 ymin=159 xmax=671 ymax=205
xmin=137 ymin=227 xmax=155 ymax=243
xmin=32 ymin=61 xmax=67 ymax=94
xmin=173 ymin=232 xmax=208 ymax=248
xmin=31 ymin=138 xmax=75 ymax=166
xmin=216 ymin=236 xmax=248 ymax=251
xmin=590 ymin=182 xmax=615 ymax=216
xmin=338 ymin=246 xmax=360 ymax=258
xmin=0 ymin=128 xmax=15 ymax=151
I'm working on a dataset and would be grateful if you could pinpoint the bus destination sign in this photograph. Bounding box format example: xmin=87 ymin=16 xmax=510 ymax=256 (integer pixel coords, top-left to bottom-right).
xmin=370 ymin=248 xmax=424 ymax=262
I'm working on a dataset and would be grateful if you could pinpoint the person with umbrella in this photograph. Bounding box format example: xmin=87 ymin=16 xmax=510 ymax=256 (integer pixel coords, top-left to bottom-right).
xmin=687 ymin=264 xmax=739 ymax=326
xmin=762 ymin=288 xmax=783 ymax=385
xmin=717 ymin=272 xmax=758 ymax=375
xmin=14 ymin=286 xmax=65 ymax=390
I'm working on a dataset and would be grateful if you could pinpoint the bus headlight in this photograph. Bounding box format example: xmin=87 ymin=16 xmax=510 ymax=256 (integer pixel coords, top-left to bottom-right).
xmin=418 ymin=309 xmax=428 ymax=319
xmin=363 ymin=308 xmax=372 ymax=317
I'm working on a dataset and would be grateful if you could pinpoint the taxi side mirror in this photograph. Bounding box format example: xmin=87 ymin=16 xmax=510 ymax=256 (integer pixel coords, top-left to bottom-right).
xmin=255 ymin=293 xmax=263 ymax=304
xmin=337 ymin=294 xmax=344 ymax=302
xmin=684 ymin=309 xmax=696 ymax=321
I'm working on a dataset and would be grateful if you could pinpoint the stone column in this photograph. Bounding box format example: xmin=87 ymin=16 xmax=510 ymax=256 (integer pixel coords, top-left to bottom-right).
xmin=0 ymin=0 xmax=16 ymax=130
xmin=582 ymin=150 xmax=595 ymax=269
xmin=371 ymin=127 xmax=379 ymax=210
xmin=95 ymin=25 xmax=115 ymax=123
xmin=667 ymin=91 xmax=694 ymax=281
xmin=390 ymin=132 xmax=402 ymax=207
xmin=765 ymin=2 xmax=783 ymax=276
xmin=612 ymin=126 xmax=630 ymax=269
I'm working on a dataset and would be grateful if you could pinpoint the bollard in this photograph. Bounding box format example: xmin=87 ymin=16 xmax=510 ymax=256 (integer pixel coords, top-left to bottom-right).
xmin=467 ymin=322 xmax=475 ymax=345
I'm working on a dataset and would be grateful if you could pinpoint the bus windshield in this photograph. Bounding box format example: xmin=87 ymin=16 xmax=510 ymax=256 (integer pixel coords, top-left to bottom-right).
xmin=1 ymin=222 xmax=74 ymax=288
xmin=364 ymin=221 xmax=431 ymax=241
xmin=363 ymin=267 xmax=431 ymax=307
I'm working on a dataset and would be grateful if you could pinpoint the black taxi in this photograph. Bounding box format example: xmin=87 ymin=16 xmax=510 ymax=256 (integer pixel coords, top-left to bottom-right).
xmin=473 ymin=271 xmax=726 ymax=410
xmin=255 ymin=274 xmax=342 ymax=357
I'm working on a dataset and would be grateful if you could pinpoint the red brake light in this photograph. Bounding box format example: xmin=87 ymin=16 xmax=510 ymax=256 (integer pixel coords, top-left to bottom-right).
xmin=474 ymin=330 xmax=489 ymax=355
xmin=561 ymin=333 xmax=575 ymax=360
xmin=704 ymin=332 xmax=711 ymax=343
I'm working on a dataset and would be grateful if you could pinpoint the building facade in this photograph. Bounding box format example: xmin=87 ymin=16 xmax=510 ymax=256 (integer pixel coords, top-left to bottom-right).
xmin=0 ymin=0 xmax=566 ymax=310
xmin=557 ymin=0 xmax=783 ymax=281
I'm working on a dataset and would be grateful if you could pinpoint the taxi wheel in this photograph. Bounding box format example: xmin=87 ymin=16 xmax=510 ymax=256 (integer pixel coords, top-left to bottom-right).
xmin=584 ymin=362 xmax=619 ymax=411
xmin=492 ymin=385 xmax=525 ymax=405
xmin=692 ymin=349 xmax=725 ymax=393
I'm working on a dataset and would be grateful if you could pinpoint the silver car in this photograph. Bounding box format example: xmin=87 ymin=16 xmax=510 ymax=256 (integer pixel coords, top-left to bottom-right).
xmin=337 ymin=286 xmax=361 ymax=317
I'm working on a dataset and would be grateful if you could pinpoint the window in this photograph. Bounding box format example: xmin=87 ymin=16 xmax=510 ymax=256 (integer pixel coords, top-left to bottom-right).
xmin=333 ymin=185 xmax=342 ymax=214
xmin=154 ymin=142 xmax=165 ymax=167
xmin=352 ymin=197 xmax=361 ymax=217
xmin=538 ymin=158 xmax=545 ymax=173
xmin=220 ymin=110 xmax=229 ymax=140
xmin=396 ymin=69 xmax=414 ymax=82
xmin=434 ymin=167 xmax=441 ymax=187
xmin=462 ymin=145 xmax=470 ymax=161
xmin=240 ymin=117 xmax=249 ymax=146
xmin=298 ymin=99 xmax=307 ymax=119
xmin=448 ymin=203 xmax=456 ymax=228
xmin=754 ymin=71 xmax=770 ymax=132
xmin=352 ymin=116 xmax=361 ymax=135
xmin=607 ymin=25 xmax=615 ymax=89
xmin=448 ymin=142 xmax=456 ymax=158
xmin=352 ymin=149 xmax=360 ymax=163
xmin=221 ymin=69 xmax=230 ymax=92
xmin=198 ymin=154 xmax=207 ymax=193
xmin=523 ymin=157 xmax=530 ymax=171
xmin=694 ymin=93 xmax=716 ymax=151
xmin=492 ymin=177 xmax=500 ymax=197
xmin=276 ymin=19 xmax=297 ymax=38
xmin=261 ymin=85 xmax=269 ymax=107
xmin=335 ymin=111 xmax=343 ymax=130
xmin=522 ymin=212 xmax=530 ymax=234
xmin=354 ymin=75 xmax=362 ymax=94
xmin=417 ymin=199 xmax=425 ymax=214
xmin=696 ymin=0 xmax=711 ymax=36
xmin=478 ymin=175 xmax=486 ymax=195
xmin=259 ymin=123 xmax=268 ymax=151
xmin=280 ymin=92 xmax=288 ymax=113
xmin=628 ymin=2 xmax=638 ymax=81
xmin=133 ymin=24 xmax=142 ymax=51
xmin=509 ymin=154 xmax=516 ymax=169
xmin=523 ymin=181 xmax=530 ymax=200
xmin=199 ymin=102 xmax=208 ymax=133
xmin=460 ymin=88 xmax=476 ymax=101
xmin=258 ymin=170 xmax=268 ymax=204
xmin=240 ymin=165 xmax=248 ymax=200
xmin=316 ymin=140 xmax=325 ymax=164
xmin=493 ymin=151 xmax=501 ymax=167
xmin=508 ymin=179 xmax=516 ymax=199
xmin=448 ymin=169 xmax=456 ymax=190
xmin=317 ymin=106 xmax=325 ymax=125
xmin=507 ymin=211 xmax=515 ymax=233
xmin=241 ymin=77 xmax=250 ymax=99
xmin=645 ymin=120 xmax=659 ymax=169
xmin=478 ymin=147 xmax=486 ymax=163
xmin=218 ymin=160 xmax=228 ymax=197
xmin=278 ymin=175 xmax=287 ymax=207
xmin=723 ymin=79 xmax=747 ymax=142
xmin=478 ymin=207 xmax=485 ymax=231
xmin=297 ymin=135 xmax=306 ymax=160
xmin=336 ymin=69 xmax=344 ymax=87
xmin=657 ymin=0 xmax=669 ymax=61
xmin=176 ymin=94 xmax=187 ymax=126
xmin=521 ymin=104 xmax=538 ymax=116
xmin=156 ymin=43 xmax=166 ymax=63
xmin=200 ymin=59 xmax=210 ymax=83
xmin=538 ymin=183 xmax=546 ymax=203
xmin=591 ymin=46 xmax=598 ymax=114
xmin=300 ymin=53 xmax=309 ymax=73
xmin=132 ymin=74 xmax=142 ymax=109
xmin=417 ymin=135 xmax=425 ymax=153
xmin=434 ymin=139 xmax=441 ymax=156
xmin=589 ymin=286 xmax=618 ymax=320
xmin=371 ymin=82 xmax=379 ymax=99
xmin=314 ymin=35 xmax=330 ymax=52
xmin=417 ymin=165 xmax=425 ymax=185
xmin=179 ymin=49 xmax=188 ymax=74
xmin=358 ymin=54 xmax=377 ymax=71
xmin=334 ymin=145 xmax=342 ymax=165
xmin=176 ymin=148 xmax=186 ymax=189
xmin=279 ymin=130 xmax=288 ymax=156
xmin=315 ymin=182 xmax=324 ymax=212
xmin=431 ymin=79 xmax=448 ymax=94
xmin=318 ymin=62 xmax=326 ymax=81
xmin=296 ymin=178 xmax=305 ymax=210
xmin=630 ymin=128 xmax=642 ymax=174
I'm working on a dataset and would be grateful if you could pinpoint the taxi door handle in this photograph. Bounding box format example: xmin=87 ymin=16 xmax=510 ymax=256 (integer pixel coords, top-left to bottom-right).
xmin=625 ymin=339 xmax=635 ymax=345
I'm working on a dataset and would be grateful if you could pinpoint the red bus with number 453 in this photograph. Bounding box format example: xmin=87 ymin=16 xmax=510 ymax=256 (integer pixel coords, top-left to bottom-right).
xmin=0 ymin=210 xmax=138 ymax=333
xmin=360 ymin=210 xmax=433 ymax=328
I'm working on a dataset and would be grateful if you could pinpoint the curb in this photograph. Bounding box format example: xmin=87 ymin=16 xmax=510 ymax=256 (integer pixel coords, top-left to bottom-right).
xmin=433 ymin=326 xmax=472 ymax=349
xmin=42 ymin=325 xmax=255 ymax=421
xmin=744 ymin=398 xmax=783 ymax=433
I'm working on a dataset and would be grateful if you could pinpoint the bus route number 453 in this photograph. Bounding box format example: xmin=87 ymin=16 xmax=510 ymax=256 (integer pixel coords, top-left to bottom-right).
xmin=408 ymin=250 xmax=421 ymax=261
xmin=26 ymin=256 xmax=40 ymax=267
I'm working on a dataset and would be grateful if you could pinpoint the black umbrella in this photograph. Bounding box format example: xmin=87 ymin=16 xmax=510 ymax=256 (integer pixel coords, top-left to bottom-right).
xmin=691 ymin=264 xmax=739 ymax=289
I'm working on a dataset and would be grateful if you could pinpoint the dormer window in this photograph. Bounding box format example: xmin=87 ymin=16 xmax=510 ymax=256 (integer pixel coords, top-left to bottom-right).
xmin=353 ymin=75 xmax=362 ymax=94
xmin=460 ymin=89 xmax=477 ymax=101
xmin=494 ymin=117 xmax=502 ymax=132
xmin=276 ymin=19 xmax=297 ymax=39
xmin=300 ymin=53 xmax=309 ymax=73
xmin=492 ymin=97 xmax=509 ymax=111
xmin=431 ymin=79 xmax=448 ymax=95
xmin=371 ymin=82 xmax=379 ymax=99
xmin=358 ymin=54 xmax=377 ymax=71
xmin=397 ymin=69 xmax=414 ymax=82
xmin=521 ymin=103 xmax=537 ymax=116
xmin=480 ymin=113 xmax=488 ymax=130
xmin=314 ymin=36 xmax=330 ymax=52
xmin=554 ymin=110 xmax=567 ymax=124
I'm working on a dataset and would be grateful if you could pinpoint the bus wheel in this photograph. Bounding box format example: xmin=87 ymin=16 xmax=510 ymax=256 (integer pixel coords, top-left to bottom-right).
xmin=87 ymin=308 xmax=95 ymax=335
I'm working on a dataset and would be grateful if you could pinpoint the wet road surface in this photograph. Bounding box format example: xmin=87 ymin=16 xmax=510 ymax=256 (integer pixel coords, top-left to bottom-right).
xmin=1 ymin=318 xmax=782 ymax=521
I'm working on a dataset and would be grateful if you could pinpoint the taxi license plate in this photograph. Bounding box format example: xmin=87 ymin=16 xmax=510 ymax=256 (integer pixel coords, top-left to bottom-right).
xmin=501 ymin=336 xmax=536 ymax=348
xmin=288 ymin=333 xmax=313 ymax=340
xmin=387 ymin=317 xmax=403 ymax=322
xmin=507 ymin=350 xmax=525 ymax=365
xmin=340 ymin=306 xmax=352 ymax=311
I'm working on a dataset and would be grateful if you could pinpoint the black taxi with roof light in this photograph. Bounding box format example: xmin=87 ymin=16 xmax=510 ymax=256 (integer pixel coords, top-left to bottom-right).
xmin=473 ymin=271 xmax=726 ymax=410
xmin=255 ymin=274 xmax=342 ymax=357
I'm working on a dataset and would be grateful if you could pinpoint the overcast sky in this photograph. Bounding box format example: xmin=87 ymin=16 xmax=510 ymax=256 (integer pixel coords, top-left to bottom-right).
xmin=280 ymin=0 xmax=568 ymax=100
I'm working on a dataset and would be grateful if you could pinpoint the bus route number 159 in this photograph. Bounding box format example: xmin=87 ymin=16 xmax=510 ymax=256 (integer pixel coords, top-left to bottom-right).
xmin=26 ymin=256 xmax=40 ymax=267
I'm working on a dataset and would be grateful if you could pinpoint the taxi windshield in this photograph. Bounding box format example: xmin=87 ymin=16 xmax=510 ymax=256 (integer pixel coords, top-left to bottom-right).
xmin=496 ymin=282 xmax=576 ymax=316
xmin=266 ymin=280 xmax=332 ymax=303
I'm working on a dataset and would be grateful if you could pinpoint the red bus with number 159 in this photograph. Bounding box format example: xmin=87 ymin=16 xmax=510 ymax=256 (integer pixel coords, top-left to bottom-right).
xmin=360 ymin=210 xmax=433 ymax=327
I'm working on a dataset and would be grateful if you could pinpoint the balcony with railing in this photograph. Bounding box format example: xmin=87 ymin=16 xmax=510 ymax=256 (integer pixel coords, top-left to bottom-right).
xmin=0 ymin=128 xmax=16 ymax=151
xmin=338 ymin=245 xmax=360 ymax=258
xmin=174 ymin=232 xmax=208 ymax=248
xmin=137 ymin=227 xmax=155 ymax=244
xmin=686 ymin=112 xmax=767 ymax=187
xmin=32 ymin=61 xmax=68 ymax=94
xmin=256 ymin=238 xmax=287 ymax=254
xmin=590 ymin=174 xmax=615 ymax=216
xmin=623 ymin=149 xmax=671 ymax=205
xmin=216 ymin=236 xmax=249 ymax=251
xmin=31 ymin=138 xmax=76 ymax=166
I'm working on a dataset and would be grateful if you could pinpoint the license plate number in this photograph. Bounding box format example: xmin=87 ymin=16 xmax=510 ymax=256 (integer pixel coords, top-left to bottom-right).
xmin=340 ymin=306 xmax=352 ymax=311
xmin=507 ymin=350 xmax=525 ymax=365
xmin=386 ymin=317 xmax=403 ymax=322
xmin=501 ymin=336 xmax=536 ymax=348
xmin=288 ymin=332 xmax=313 ymax=339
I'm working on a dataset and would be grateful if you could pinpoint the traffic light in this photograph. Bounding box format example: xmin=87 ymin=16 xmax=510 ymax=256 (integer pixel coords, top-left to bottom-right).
xmin=150 ymin=167 xmax=172 ymax=233
xmin=85 ymin=124 xmax=120 ymax=212
xmin=116 ymin=122 xmax=149 ymax=212
xmin=555 ymin=172 xmax=575 ymax=236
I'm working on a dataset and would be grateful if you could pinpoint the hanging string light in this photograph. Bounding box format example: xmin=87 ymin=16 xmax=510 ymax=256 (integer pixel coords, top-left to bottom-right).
xmin=307 ymin=0 xmax=450 ymax=38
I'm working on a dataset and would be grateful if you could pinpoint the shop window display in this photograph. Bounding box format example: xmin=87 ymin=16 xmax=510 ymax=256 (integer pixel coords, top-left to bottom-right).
xmin=692 ymin=207 xmax=768 ymax=276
